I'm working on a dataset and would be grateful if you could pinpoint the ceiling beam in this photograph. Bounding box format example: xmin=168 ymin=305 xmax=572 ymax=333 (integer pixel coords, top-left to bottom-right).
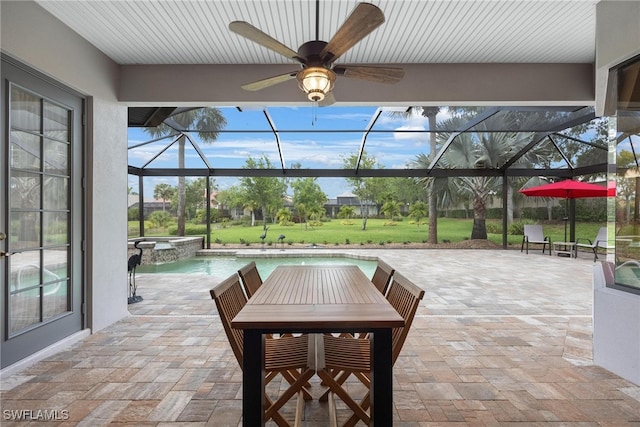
xmin=119 ymin=63 xmax=595 ymax=106
xmin=128 ymin=165 xmax=606 ymax=178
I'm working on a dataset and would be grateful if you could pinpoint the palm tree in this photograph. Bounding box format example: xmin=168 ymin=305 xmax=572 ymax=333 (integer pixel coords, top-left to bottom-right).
xmin=144 ymin=108 xmax=226 ymax=235
xmin=390 ymin=107 xmax=441 ymax=243
xmin=153 ymin=183 xmax=175 ymax=212
xmin=421 ymin=107 xmax=441 ymax=243
xmin=432 ymin=111 xmax=541 ymax=239
xmin=381 ymin=200 xmax=400 ymax=220
xmin=409 ymin=201 xmax=428 ymax=227
xmin=337 ymin=205 xmax=355 ymax=220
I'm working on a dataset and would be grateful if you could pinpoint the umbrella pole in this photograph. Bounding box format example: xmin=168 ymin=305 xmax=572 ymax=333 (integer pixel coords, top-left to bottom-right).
xmin=563 ymin=197 xmax=568 ymax=242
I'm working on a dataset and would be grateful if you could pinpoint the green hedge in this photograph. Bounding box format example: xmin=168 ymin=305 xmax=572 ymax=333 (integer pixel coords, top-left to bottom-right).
xmin=168 ymin=224 xmax=208 ymax=235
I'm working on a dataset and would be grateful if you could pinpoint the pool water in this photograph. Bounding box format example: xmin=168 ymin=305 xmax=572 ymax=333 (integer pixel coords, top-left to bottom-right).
xmin=136 ymin=256 xmax=377 ymax=278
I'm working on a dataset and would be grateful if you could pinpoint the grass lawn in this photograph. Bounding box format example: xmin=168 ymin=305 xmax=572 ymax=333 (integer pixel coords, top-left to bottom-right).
xmin=130 ymin=218 xmax=606 ymax=248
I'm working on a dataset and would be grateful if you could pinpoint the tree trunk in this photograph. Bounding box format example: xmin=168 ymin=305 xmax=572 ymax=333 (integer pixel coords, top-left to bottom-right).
xmin=471 ymin=192 xmax=488 ymax=239
xmin=360 ymin=203 xmax=368 ymax=231
xmin=635 ymin=176 xmax=640 ymax=221
xmin=471 ymin=218 xmax=487 ymax=240
xmin=177 ymin=137 xmax=186 ymax=236
xmin=506 ymin=183 xmax=514 ymax=224
xmin=427 ymin=114 xmax=438 ymax=244
xmin=428 ymin=181 xmax=438 ymax=243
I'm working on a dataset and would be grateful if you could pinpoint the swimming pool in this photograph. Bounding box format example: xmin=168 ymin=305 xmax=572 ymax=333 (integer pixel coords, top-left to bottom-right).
xmin=136 ymin=256 xmax=377 ymax=278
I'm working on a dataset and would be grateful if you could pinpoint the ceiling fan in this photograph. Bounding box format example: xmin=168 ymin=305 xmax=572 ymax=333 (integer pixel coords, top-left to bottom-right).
xmin=229 ymin=1 xmax=404 ymax=104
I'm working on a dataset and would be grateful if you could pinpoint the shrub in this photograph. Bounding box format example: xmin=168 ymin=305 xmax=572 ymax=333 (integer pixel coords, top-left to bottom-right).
xmin=128 ymin=207 xmax=140 ymax=221
xmin=485 ymin=222 xmax=502 ymax=234
xmin=508 ymin=219 xmax=537 ymax=236
xmin=167 ymin=224 xmax=207 ymax=235
xmin=149 ymin=211 xmax=172 ymax=229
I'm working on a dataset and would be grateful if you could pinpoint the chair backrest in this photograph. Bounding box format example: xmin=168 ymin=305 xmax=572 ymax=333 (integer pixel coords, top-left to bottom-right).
xmin=237 ymin=261 xmax=263 ymax=298
xmin=385 ymin=271 xmax=425 ymax=364
xmin=595 ymin=227 xmax=609 ymax=248
xmin=210 ymin=273 xmax=247 ymax=366
xmin=523 ymin=224 xmax=545 ymax=241
xmin=371 ymin=259 xmax=395 ymax=295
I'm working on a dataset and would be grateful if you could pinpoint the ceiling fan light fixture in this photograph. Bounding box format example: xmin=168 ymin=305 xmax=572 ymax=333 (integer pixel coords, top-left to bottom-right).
xmin=297 ymin=67 xmax=336 ymax=102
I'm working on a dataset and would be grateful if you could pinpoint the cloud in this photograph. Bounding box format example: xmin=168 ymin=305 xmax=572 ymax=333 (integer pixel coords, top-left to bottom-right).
xmin=393 ymin=125 xmax=429 ymax=142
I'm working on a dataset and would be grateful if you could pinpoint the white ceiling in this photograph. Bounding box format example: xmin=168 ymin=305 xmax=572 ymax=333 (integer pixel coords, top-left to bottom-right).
xmin=36 ymin=0 xmax=598 ymax=66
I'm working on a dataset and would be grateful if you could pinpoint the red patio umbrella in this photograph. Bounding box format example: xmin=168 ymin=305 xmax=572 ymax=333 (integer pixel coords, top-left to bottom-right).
xmin=519 ymin=179 xmax=610 ymax=198
xmin=519 ymin=179 xmax=613 ymax=242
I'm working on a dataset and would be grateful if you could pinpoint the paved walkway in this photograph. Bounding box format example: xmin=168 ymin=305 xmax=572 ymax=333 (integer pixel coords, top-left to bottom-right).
xmin=2 ymin=249 xmax=640 ymax=426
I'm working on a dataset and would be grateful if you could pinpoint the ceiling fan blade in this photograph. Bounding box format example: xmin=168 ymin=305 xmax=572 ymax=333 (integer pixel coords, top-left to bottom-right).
xmin=229 ymin=21 xmax=303 ymax=63
xmin=333 ymin=65 xmax=404 ymax=84
xmin=320 ymin=3 xmax=385 ymax=64
xmin=319 ymin=91 xmax=336 ymax=107
xmin=241 ymin=72 xmax=298 ymax=91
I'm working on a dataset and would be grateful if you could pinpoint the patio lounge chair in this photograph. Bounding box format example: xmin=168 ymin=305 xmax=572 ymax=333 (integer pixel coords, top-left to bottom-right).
xmin=210 ymin=274 xmax=315 ymax=426
xmin=521 ymin=224 xmax=551 ymax=255
xmin=317 ymin=271 xmax=425 ymax=426
xmin=576 ymin=227 xmax=614 ymax=261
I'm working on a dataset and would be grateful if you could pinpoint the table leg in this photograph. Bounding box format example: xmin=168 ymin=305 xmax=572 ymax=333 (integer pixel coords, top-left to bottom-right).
xmin=370 ymin=328 xmax=393 ymax=425
xmin=242 ymin=330 xmax=265 ymax=426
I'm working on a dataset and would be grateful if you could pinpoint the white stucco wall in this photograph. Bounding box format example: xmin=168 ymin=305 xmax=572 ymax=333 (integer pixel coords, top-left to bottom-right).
xmin=593 ymin=263 xmax=640 ymax=385
xmin=1 ymin=1 xmax=129 ymax=333
xmin=592 ymin=0 xmax=640 ymax=386
xmin=594 ymin=0 xmax=640 ymax=115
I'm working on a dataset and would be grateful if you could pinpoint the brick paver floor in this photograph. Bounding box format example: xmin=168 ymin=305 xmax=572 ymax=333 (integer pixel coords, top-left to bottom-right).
xmin=2 ymin=249 xmax=639 ymax=426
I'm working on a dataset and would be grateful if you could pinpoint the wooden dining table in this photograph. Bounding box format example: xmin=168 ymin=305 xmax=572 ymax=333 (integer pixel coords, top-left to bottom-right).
xmin=231 ymin=264 xmax=405 ymax=426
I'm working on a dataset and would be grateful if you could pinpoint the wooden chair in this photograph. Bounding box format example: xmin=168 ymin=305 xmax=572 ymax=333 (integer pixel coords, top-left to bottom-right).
xmin=521 ymin=224 xmax=551 ymax=255
xmin=371 ymin=259 xmax=395 ymax=295
xmin=339 ymin=259 xmax=395 ymax=340
xmin=317 ymin=271 xmax=425 ymax=426
xmin=237 ymin=261 xmax=263 ymax=298
xmin=210 ymin=274 xmax=315 ymax=426
xmin=576 ymin=227 xmax=613 ymax=261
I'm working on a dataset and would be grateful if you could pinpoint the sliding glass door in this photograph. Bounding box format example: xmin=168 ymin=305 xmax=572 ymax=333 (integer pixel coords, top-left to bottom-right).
xmin=1 ymin=57 xmax=84 ymax=368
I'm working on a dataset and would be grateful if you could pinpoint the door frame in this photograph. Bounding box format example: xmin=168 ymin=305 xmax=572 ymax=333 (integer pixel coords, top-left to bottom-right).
xmin=1 ymin=55 xmax=86 ymax=369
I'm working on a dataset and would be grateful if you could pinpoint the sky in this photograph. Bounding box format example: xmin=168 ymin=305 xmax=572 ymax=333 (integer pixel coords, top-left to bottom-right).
xmin=127 ymin=105 xmax=621 ymax=201
xmin=128 ymin=105 xmax=434 ymax=199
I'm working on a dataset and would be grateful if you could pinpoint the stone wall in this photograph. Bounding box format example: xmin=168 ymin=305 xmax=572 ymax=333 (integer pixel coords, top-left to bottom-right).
xmin=127 ymin=237 xmax=203 ymax=265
